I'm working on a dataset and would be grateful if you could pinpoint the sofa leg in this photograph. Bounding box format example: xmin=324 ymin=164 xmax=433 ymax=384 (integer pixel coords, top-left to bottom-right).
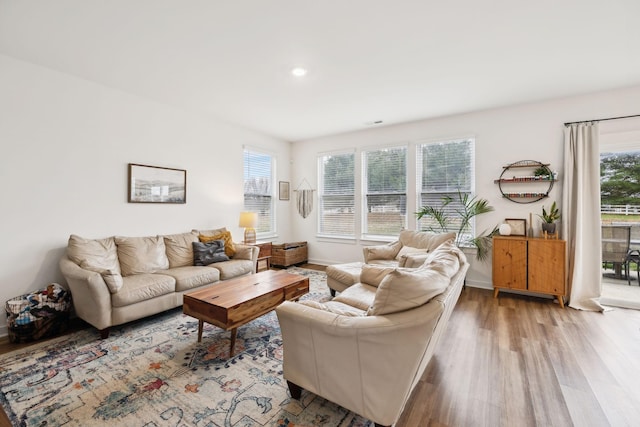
xmin=330 ymin=289 xmax=336 ymax=297
xmin=99 ymin=328 xmax=110 ymax=339
xmin=287 ymin=381 xmax=302 ymax=399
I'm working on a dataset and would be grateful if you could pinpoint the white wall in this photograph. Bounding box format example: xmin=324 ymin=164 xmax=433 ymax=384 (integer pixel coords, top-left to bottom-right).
xmin=0 ymin=54 xmax=292 ymax=335
xmin=290 ymin=84 xmax=640 ymax=289
xmin=2 ymin=50 xmax=639 ymax=336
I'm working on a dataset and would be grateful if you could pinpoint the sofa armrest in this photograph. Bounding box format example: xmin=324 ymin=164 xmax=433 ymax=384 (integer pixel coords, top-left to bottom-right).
xmin=275 ymin=300 xmax=443 ymax=426
xmin=232 ymin=243 xmax=259 ymax=263
xmin=362 ymin=240 xmax=402 ymax=263
xmin=59 ymin=256 xmax=112 ymax=330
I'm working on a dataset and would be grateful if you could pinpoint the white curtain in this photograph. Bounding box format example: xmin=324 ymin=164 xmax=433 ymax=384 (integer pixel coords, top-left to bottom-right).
xmin=562 ymin=122 xmax=604 ymax=311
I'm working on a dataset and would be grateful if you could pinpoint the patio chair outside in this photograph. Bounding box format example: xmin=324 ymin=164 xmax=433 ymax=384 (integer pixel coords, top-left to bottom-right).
xmin=601 ymin=225 xmax=631 ymax=279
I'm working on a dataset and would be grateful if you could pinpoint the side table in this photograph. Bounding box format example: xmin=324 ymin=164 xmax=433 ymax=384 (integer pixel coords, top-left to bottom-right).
xmin=252 ymin=241 xmax=272 ymax=272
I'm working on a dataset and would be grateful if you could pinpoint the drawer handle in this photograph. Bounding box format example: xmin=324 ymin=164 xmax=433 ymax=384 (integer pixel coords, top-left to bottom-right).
xmin=296 ymin=287 xmax=306 ymax=291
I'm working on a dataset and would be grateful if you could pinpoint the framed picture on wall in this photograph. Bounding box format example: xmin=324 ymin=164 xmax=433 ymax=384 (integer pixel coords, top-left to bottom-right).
xmin=505 ymin=218 xmax=527 ymax=236
xmin=128 ymin=163 xmax=186 ymax=203
xmin=279 ymin=181 xmax=290 ymax=201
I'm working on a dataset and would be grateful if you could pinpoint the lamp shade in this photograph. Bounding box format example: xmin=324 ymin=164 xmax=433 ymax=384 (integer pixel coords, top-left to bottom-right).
xmin=238 ymin=211 xmax=258 ymax=228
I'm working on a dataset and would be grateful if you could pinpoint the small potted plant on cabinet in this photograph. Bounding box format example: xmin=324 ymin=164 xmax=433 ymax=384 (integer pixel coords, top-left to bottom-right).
xmin=539 ymin=201 xmax=560 ymax=235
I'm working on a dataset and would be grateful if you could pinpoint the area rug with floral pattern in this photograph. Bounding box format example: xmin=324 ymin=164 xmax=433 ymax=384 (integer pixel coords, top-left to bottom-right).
xmin=0 ymin=267 xmax=373 ymax=427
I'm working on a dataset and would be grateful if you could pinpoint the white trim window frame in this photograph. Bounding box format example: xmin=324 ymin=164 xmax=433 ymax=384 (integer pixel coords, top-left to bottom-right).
xmin=361 ymin=144 xmax=408 ymax=239
xmin=317 ymin=150 xmax=356 ymax=239
xmin=416 ymin=137 xmax=475 ymax=244
xmin=243 ymin=147 xmax=276 ymax=238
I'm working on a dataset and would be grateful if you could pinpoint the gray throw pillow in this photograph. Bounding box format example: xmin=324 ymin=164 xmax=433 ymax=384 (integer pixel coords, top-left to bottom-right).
xmin=192 ymin=240 xmax=229 ymax=266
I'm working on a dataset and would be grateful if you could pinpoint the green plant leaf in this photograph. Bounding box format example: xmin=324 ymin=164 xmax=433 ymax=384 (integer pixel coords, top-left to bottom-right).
xmin=416 ymin=190 xmax=498 ymax=262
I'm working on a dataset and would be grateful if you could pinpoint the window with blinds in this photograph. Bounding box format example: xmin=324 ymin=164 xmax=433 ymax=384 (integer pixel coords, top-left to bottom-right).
xmin=243 ymin=148 xmax=275 ymax=236
xmin=363 ymin=146 xmax=407 ymax=237
xmin=417 ymin=138 xmax=474 ymax=239
xmin=318 ymin=152 xmax=355 ymax=237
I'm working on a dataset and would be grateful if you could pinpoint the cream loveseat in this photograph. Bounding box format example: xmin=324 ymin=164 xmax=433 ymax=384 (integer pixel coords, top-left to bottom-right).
xmin=59 ymin=227 xmax=258 ymax=338
xmin=276 ymin=240 xmax=468 ymax=427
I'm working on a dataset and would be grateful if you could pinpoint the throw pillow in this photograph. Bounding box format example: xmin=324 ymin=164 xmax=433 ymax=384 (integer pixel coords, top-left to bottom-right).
xmin=367 ymin=268 xmax=449 ymax=316
xmin=115 ymin=235 xmax=170 ymax=276
xmin=199 ymin=231 xmax=236 ymax=257
xmin=395 ymin=245 xmax=428 ymax=261
xmin=192 ymin=240 xmax=230 ymax=266
xmin=401 ymin=253 xmax=431 ymax=268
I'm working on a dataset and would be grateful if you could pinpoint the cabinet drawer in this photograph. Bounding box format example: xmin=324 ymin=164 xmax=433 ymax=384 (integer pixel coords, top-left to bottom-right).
xmin=227 ymin=290 xmax=282 ymax=325
xmin=285 ymin=279 xmax=309 ymax=300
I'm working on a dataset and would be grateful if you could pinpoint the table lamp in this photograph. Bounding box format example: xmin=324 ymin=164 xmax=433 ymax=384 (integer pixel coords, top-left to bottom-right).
xmin=238 ymin=211 xmax=258 ymax=244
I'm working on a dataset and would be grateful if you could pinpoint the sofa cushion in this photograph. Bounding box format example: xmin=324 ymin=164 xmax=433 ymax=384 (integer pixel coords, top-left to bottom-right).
xmin=199 ymin=232 xmax=236 ymax=257
xmin=333 ymin=283 xmax=377 ymax=311
xmin=360 ymin=264 xmax=396 ymax=288
xmin=192 ymin=240 xmax=230 ymax=266
xmin=421 ymin=240 xmax=462 ymax=278
xmin=326 ymin=262 xmax=364 ymax=288
xmin=398 ymin=230 xmax=456 ymax=252
xmin=367 ymin=259 xmax=400 ymax=267
xmin=298 ymin=300 xmax=366 ymax=317
xmin=163 ymin=232 xmax=199 ymax=268
xmin=161 ymin=266 xmax=220 ymax=292
xmin=367 ymin=267 xmax=449 ymax=316
xmin=67 ymin=234 xmax=123 ymax=293
xmin=111 ymin=273 xmax=176 ymax=307
xmin=115 ymin=235 xmax=170 ymax=276
xmin=210 ymin=259 xmax=253 ymax=280
xmin=231 ymin=243 xmax=255 ymax=261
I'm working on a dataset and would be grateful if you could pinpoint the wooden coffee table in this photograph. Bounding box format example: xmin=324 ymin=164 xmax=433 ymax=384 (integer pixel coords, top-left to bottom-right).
xmin=183 ymin=270 xmax=309 ymax=357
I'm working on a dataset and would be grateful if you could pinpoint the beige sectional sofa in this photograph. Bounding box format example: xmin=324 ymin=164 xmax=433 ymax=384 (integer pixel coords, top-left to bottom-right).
xmin=59 ymin=227 xmax=258 ymax=338
xmin=276 ymin=239 xmax=468 ymax=427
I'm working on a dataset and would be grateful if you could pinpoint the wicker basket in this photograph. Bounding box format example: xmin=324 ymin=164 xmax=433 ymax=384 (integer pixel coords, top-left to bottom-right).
xmin=271 ymin=241 xmax=308 ymax=267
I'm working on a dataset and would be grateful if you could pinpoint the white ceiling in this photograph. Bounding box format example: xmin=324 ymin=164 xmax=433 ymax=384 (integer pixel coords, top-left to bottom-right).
xmin=1 ymin=1 xmax=639 ymax=142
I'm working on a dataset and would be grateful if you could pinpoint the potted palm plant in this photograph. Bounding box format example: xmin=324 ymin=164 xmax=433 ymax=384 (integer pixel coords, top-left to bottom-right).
xmin=415 ymin=190 xmax=498 ymax=261
xmin=538 ymin=201 xmax=560 ymax=234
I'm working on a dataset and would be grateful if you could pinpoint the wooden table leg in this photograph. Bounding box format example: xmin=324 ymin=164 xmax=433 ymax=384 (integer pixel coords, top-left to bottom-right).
xmin=229 ymin=328 xmax=237 ymax=357
xmin=197 ymin=320 xmax=204 ymax=342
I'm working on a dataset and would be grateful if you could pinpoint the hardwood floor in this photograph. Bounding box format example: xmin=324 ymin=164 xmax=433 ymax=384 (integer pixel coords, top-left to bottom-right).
xmin=2 ymin=265 xmax=639 ymax=426
xmin=396 ymin=287 xmax=640 ymax=427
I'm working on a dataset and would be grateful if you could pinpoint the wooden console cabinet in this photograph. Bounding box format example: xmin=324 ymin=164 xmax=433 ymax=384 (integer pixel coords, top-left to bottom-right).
xmin=492 ymin=236 xmax=566 ymax=307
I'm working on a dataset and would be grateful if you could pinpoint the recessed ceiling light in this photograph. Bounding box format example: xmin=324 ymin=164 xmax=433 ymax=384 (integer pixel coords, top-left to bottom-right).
xmin=291 ymin=67 xmax=307 ymax=77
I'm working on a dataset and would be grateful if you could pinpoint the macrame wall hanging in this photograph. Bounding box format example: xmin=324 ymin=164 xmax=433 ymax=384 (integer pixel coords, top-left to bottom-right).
xmin=294 ymin=178 xmax=315 ymax=218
